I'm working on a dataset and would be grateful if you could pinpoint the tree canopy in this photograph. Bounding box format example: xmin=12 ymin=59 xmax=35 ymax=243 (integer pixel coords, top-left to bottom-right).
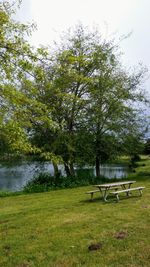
xmin=0 ymin=2 xmax=148 ymax=176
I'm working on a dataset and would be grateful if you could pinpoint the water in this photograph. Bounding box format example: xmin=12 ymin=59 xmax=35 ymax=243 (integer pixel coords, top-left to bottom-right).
xmin=97 ymin=164 xmax=129 ymax=179
xmin=0 ymin=162 xmax=129 ymax=192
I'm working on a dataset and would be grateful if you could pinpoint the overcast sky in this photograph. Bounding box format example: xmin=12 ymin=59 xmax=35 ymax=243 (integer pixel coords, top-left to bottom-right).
xmin=16 ymin=0 xmax=150 ymax=89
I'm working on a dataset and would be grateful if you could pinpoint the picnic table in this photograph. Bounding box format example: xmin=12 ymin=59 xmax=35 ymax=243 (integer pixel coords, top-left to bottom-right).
xmin=93 ymin=180 xmax=137 ymax=202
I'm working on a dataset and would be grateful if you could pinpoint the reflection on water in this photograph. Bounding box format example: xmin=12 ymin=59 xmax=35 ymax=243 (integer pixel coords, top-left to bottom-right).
xmin=98 ymin=164 xmax=129 ymax=179
xmin=0 ymin=162 xmax=129 ymax=192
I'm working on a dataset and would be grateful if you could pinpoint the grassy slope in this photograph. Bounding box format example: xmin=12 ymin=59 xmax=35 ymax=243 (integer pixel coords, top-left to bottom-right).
xmin=0 ymin=157 xmax=150 ymax=267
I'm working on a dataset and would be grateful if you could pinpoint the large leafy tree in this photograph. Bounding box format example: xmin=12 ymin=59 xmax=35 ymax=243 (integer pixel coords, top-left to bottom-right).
xmin=0 ymin=2 xmax=148 ymax=178
xmin=85 ymin=59 xmax=146 ymax=175
xmin=30 ymin=25 xmax=147 ymax=176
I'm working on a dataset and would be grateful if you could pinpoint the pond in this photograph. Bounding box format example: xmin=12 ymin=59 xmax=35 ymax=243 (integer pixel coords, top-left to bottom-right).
xmin=0 ymin=162 xmax=130 ymax=192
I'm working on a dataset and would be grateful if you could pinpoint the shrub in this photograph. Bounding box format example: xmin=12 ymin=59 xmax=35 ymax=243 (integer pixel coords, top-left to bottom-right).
xmin=129 ymin=154 xmax=141 ymax=168
xmin=23 ymin=170 xmax=121 ymax=193
xmin=131 ymin=154 xmax=141 ymax=162
xmin=23 ymin=172 xmax=55 ymax=193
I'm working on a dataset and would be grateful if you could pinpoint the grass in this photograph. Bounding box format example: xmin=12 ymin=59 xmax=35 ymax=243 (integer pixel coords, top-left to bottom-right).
xmin=0 ymin=156 xmax=150 ymax=267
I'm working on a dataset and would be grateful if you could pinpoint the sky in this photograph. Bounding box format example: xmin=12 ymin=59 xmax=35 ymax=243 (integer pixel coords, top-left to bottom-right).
xmin=17 ymin=0 xmax=150 ymax=90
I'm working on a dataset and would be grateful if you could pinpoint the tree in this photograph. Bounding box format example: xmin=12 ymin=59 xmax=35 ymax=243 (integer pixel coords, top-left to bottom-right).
xmin=0 ymin=0 xmax=33 ymax=154
xmin=1 ymin=9 xmax=148 ymax=178
xmin=28 ymin=25 xmax=105 ymax=176
xmin=0 ymin=1 xmax=57 ymax=160
xmin=39 ymin=25 xmax=147 ymax=176
xmin=85 ymin=61 xmax=146 ymax=175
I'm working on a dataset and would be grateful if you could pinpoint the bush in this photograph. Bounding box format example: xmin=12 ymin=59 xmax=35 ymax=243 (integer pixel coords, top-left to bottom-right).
xmin=23 ymin=172 xmax=55 ymax=193
xmin=23 ymin=170 xmax=121 ymax=193
xmin=131 ymin=154 xmax=141 ymax=162
xmin=23 ymin=172 xmax=87 ymax=193
xmin=129 ymin=154 xmax=141 ymax=168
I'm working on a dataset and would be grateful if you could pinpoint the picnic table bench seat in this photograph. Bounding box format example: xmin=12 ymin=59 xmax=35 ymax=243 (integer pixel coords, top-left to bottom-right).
xmin=110 ymin=186 xmax=145 ymax=202
xmin=85 ymin=190 xmax=100 ymax=200
xmin=86 ymin=187 xmax=119 ymax=200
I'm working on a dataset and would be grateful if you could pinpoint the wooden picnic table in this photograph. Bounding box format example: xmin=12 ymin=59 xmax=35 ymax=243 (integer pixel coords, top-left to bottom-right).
xmin=94 ymin=180 xmax=136 ymax=202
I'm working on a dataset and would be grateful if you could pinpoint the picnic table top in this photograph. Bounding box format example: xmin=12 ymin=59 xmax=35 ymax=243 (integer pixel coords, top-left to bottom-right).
xmin=94 ymin=181 xmax=136 ymax=188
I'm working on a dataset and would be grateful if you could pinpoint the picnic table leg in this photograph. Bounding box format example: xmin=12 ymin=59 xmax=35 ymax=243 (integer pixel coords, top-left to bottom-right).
xmin=139 ymin=189 xmax=143 ymax=196
xmin=91 ymin=192 xmax=94 ymax=201
xmin=98 ymin=188 xmax=108 ymax=202
xmin=122 ymin=184 xmax=132 ymax=196
xmin=103 ymin=189 xmax=109 ymax=202
xmin=127 ymin=183 xmax=133 ymax=196
xmin=116 ymin=193 xmax=119 ymax=202
xmin=99 ymin=188 xmax=104 ymax=198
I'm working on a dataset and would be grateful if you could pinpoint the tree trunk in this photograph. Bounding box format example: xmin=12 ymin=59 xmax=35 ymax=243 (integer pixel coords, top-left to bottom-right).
xmin=69 ymin=162 xmax=75 ymax=177
xmin=64 ymin=162 xmax=71 ymax=177
xmin=96 ymin=156 xmax=100 ymax=177
xmin=64 ymin=162 xmax=75 ymax=177
xmin=52 ymin=161 xmax=60 ymax=178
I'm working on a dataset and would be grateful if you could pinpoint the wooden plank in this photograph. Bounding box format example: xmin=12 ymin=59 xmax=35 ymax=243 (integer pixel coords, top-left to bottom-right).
xmin=94 ymin=181 xmax=136 ymax=188
xmin=85 ymin=190 xmax=100 ymax=194
xmin=110 ymin=187 xmax=145 ymax=195
xmin=85 ymin=189 xmax=101 ymax=201
xmin=110 ymin=186 xmax=145 ymax=202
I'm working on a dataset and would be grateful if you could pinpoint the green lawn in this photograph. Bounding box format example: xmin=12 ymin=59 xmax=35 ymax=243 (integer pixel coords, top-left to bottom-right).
xmin=0 ymin=157 xmax=150 ymax=267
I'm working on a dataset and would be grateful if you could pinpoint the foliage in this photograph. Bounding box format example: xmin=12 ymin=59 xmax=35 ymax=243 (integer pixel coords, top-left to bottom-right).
xmin=144 ymin=138 xmax=150 ymax=154
xmin=0 ymin=1 xmax=148 ymax=177
xmin=0 ymin=1 xmax=57 ymax=160
xmin=0 ymin=0 xmax=35 ymax=83
xmin=28 ymin=25 xmax=147 ymax=177
xmin=121 ymin=133 xmax=144 ymax=159
xmin=23 ymin=170 xmax=117 ymax=193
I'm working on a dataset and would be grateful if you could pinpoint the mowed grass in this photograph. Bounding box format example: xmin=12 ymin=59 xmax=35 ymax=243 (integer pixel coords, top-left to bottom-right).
xmin=0 ymin=157 xmax=150 ymax=267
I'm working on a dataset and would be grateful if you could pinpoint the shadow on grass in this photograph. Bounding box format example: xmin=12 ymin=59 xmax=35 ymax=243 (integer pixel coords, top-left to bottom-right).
xmin=81 ymin=197 xmax=106 ymax=204
xmin=81 ymin=196 xmax=120 ymax=205
xmin=81 ymin=194 xmax=145 ymax=205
